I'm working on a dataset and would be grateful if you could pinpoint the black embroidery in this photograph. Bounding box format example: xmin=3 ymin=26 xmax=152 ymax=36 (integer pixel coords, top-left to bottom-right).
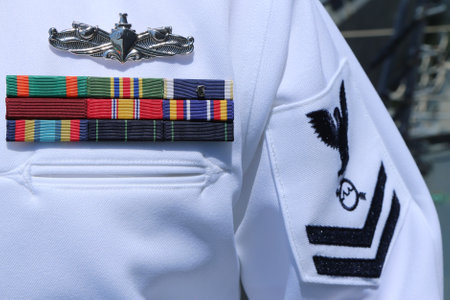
xmin=312 ymin=192 xmax=400 ymax=278
xmin=306 ymin=164 xmax=386 ymax=247
xmin=306 ymin=81 xmax=363 ymax=211
xmin=306 ymin=81 xmax=349 ymax=176
xmin=304 ymin=81 xmax=401 ymax=279
xmin=336 ymin=178 xmax=366 ymax=211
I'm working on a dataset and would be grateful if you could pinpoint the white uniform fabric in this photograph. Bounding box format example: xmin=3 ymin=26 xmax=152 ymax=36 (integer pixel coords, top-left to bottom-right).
xmin=0 ymin=0 xmax=443 ymax=299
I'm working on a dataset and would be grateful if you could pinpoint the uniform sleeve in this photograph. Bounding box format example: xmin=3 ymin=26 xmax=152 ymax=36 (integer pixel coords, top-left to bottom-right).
xmin=234 ymin=1 xmax=443 ymax=299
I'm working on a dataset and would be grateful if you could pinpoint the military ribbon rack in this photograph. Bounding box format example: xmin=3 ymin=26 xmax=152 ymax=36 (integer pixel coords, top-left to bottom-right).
xmin=5 ymin=75 xmax=234 ymax=142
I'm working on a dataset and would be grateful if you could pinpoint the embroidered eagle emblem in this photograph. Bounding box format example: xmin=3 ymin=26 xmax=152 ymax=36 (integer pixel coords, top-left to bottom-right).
xmin=306 ymin=81 xmax=349 ymax=176
xmin=306 ymin=81 xmax=366 ymax=211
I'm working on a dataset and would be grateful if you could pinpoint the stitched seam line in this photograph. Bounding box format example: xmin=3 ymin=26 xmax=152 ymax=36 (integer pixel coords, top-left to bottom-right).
xmin=272 ymin=59 xmax=348 ymax=114
xmin=264 ymin=130 xmax=307 ymax=280
xmin=242 ymin=0 xmax=276 ymax=144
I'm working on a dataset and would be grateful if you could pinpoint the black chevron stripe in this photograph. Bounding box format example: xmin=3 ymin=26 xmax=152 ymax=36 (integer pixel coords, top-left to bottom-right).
xmin=306 ymin=164 xmax=386 ymax=247
xmin=312 ymin=192 xmax=400 ymax=278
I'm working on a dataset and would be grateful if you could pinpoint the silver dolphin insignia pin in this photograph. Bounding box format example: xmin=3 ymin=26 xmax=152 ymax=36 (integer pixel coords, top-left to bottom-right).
xmin=48 ymin=13 xmax=194 ymax=63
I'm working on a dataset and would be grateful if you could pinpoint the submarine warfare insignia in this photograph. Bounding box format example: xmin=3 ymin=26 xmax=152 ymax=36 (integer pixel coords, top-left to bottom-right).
xmin=48 ymin=13 xmax=194 ymax=64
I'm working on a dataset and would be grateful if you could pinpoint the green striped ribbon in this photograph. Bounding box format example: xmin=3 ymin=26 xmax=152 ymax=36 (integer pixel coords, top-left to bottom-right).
xmin=6 ymin=75 xmax=87 ymax=97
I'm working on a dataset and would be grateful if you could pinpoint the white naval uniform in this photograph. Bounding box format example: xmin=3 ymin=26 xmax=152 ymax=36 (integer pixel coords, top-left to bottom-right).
xmin=0 ymin=0 xmax=443 ymax=299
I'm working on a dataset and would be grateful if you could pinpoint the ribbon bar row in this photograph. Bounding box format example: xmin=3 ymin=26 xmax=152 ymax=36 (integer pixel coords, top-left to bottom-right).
xmin=6 ymin=98 xmax=234 ymax=121
xmin=7 ymin=76 xmax=233 ymax=100
xmin=7 ymin=120 xmax=234 ymax=142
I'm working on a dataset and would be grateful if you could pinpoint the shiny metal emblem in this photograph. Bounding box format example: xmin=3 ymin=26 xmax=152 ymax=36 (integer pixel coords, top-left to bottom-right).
xmin=49 ymin=13 xmax=194 ymax=63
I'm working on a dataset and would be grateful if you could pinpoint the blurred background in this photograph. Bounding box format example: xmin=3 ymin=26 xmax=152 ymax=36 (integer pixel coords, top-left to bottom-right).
xmin=322 ymin=0 xmax=449 ymax=297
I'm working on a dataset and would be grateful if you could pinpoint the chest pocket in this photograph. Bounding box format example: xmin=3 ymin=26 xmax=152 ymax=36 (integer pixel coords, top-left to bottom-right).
xmin=27 ymin=157 xmax=220 ymax=189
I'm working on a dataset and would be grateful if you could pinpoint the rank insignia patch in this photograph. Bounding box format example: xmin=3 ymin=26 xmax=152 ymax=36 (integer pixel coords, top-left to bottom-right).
xmin=265 ymin=61 xmax=407 ymax=286
xmin=48 ymin=13 xmax=194 ymax=63
xmin=303 ymin=82 xmax=400 ymax=278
